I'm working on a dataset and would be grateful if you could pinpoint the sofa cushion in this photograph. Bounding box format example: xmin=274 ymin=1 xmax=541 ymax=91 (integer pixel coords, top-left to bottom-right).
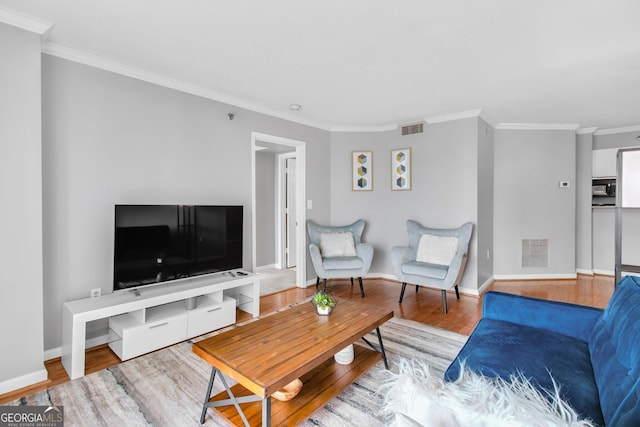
xmin=322 ymin=256 xmax=363 ymax=270
xmin=401 ymin=261 xmax=448 ymax=279
xmin=416 ymin=234 xmax=458 ymax=265
xmin=588 ymin=275 xmax=640 ymax=427
xmin=319 ymin=232 xmax=357 ymax=257
xmin=445 ymin=318 xmax=603 ymax=426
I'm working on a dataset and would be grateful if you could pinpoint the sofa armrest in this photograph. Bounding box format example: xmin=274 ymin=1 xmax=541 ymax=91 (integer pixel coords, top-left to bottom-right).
xmin=483 ymin=291 xmax=603 ymax=342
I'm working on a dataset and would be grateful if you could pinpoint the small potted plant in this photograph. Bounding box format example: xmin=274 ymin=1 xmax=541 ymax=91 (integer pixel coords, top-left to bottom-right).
xmin=312 ymin=291 xmax=336 ymax=315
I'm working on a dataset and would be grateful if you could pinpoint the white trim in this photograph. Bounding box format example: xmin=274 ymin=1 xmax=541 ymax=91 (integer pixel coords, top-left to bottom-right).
xmin=478 ymin=111 xmax=497 ymax=129
xmin=425 ymin=109 xmax=482 ymax=124
xmin=576 ymin=268 xmax=595 ymax=276
xmin=495 ymin=123 xmax=580 ymax=131
xmin=593 ymin=269 xmax=614 ymax=276
xmin=43 ymin=334 xmax=110 ymax=361
xmin=0 ymin=7 xmax=53 ymax=37
xmin=594 ymin=125 xmax=640 ymax=136
xmin=477 ymin=276 xmax=495 ymax=294
xmin=493 ymin=273 xmax=577 ymax=280
xmin=330 ymin=124 xmax=398 ymax=133
xmin=42 ymin=43 xmax=331 ymax=131
xmin=255 ymin=264 xmax=279 ymax=272
xmin=577 ymin=127 xmax=598 ymax=135
xmin=0 ymin=368 xmax=48 ymax=395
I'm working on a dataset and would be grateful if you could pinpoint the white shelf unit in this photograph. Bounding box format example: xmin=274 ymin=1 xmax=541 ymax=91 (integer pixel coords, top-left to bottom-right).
xmin=62 ymin=271 xmax=260 ymax=379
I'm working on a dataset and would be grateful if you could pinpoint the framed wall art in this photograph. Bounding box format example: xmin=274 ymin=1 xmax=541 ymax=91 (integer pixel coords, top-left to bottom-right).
xmin=391 ymin=148 xmax=411 ymax=190
xmin=352 ymin=151 xmax=373 ymax=191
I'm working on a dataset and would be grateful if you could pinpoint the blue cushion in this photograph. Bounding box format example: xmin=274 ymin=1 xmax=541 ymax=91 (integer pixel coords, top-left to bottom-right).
xmin=445 ymin=318 xmax=604 ymax=426
xmin=401 ymin=261 xmax=448 ymax=279
xmin=322 ymin=256 xmax=363 ymax=270
xmin=588 ymin=275 xmax=640 ymax=427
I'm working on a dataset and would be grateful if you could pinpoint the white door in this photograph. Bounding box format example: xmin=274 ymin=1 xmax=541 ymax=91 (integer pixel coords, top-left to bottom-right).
xmin=286 ymin=158 xmax=297 ymax=268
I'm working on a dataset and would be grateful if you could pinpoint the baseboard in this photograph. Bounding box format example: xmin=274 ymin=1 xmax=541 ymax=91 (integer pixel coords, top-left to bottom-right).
xmin=44 ymin=334 xmax=110 ymax=362
xmin=593 ymin=269 xmax=614 ymax=276
xmin=493 ymin=273 xmax=577 ymax=281
xmin=256 ymin=264 xmax=278 ymax=272
xmin=576 ymin=268 xmax=595 ymax=276
xmin=0 ymin=368 xmax=48 ymax=395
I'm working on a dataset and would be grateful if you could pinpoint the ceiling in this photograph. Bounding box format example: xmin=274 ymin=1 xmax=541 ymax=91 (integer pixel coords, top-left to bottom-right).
xmin=2 ymin=0 xmax=640 ymax=132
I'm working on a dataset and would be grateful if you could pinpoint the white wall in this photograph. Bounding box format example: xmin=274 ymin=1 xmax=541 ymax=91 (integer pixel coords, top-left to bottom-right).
xmin=494 ymin=129 xmax=576 ymax=277
xmin=40 ymin=55 xmax=331 ymax=352
xmin=576 ymin=132 xmax=593 ymax=273
xmin=329 ymin=118 xmax=480 ymax=292
xmin=476 ymin=119 xmax=494 ymax=287
xmin=0 ymin=23 xmax=47 ymax=392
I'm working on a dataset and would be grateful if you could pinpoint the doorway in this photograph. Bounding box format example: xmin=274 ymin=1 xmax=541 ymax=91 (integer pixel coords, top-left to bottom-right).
xmin=252 ymin=132 xmax=306 ymax=289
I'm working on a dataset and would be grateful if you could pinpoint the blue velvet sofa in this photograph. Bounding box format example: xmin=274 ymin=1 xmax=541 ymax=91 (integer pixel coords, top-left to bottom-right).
xmin=444 ymin=275 xmax=640 ymax=427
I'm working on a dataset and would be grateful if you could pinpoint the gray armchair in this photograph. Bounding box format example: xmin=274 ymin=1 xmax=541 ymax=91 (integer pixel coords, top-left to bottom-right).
xmin=391 ymin=220 xmax=473 ymax=313
xmin=307 ymin=219 xmax=373 ymax=297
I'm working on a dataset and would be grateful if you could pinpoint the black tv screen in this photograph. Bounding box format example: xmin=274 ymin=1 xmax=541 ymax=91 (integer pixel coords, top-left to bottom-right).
xmin=113 ymin=205 xmax=243 ymax=291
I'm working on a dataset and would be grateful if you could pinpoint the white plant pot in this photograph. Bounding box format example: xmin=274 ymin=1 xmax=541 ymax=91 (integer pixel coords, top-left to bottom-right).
xmin=334 ymin=344 xmax=354 ymax=365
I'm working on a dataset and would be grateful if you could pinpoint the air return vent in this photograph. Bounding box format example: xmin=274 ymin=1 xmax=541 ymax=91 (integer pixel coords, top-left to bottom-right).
xmin=401 ymin=123 xmax=424 ymax=135
xmin=521 ymin=239 xmax=549 ymax=268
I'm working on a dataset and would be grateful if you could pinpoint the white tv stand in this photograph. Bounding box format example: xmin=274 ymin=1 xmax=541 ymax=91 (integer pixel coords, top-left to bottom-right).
xmin=61 ymin=271 xmax=259 ymax=380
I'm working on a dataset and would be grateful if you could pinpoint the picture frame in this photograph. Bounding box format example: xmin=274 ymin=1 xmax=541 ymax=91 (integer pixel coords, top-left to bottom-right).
xmin=352 ymin=151 xmax=373 ymax=191
xmin=391 ymin=148 xmax=412 ymax=190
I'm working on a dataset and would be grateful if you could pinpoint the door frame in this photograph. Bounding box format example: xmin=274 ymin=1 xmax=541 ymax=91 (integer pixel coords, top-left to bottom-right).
xmin=251 ymin=132 xmax=307 ymax=288
xmin=279 ymin=152 xmax=297 ymax=269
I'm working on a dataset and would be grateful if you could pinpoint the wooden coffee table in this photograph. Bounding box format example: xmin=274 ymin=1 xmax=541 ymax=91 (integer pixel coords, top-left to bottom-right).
xmin=192 ymin=298 xmax=393 ymax=426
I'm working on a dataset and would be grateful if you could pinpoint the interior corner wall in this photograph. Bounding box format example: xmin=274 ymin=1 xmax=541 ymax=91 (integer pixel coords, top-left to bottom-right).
xmin=328 ymin=118 xmax=480 ymax=293
xmin=40 ymin=55 xmax=331 ymax=353
xmin=0 ymin=24 xmax=47 ymax=392
xmin=576 ymin=133 xmax=593 ymax=272
xmin=476 ymin=119 xmax=494 ymax=286
xmin=494 ymin=129 xmax=576 ymax=277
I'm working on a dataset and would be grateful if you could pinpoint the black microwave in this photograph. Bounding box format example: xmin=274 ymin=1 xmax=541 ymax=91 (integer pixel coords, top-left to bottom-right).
xmin=592 ymin=178 xmax=616 ymax=206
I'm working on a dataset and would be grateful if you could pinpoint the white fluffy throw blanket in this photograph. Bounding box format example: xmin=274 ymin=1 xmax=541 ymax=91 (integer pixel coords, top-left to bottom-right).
xmin=380 ymin=359 xmax=595 ymax=427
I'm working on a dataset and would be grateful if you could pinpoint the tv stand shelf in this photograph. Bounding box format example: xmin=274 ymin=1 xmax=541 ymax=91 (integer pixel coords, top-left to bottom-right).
xmin=61 ymin=271 xmax=259 ymax=380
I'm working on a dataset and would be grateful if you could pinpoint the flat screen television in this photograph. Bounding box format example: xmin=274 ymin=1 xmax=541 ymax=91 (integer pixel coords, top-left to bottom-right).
xmin=113 ymin=205 xmax=243 ymax=291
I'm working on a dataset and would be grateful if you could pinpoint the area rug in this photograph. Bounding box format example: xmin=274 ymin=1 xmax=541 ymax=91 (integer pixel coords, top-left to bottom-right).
xmin=8 ymin=316 xmax=468 ymax=426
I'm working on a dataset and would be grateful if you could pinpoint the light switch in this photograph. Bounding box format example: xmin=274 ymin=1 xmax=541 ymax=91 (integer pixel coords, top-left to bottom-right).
xmin=307 ymin=200 xmax=313 ymax=209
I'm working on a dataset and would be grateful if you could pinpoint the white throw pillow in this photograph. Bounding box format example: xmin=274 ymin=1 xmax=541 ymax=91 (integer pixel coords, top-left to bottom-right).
xmin=416 ymin=234 xmax=459 ymax=265
xmin=319 ymin=232 xmax=357 ymax=257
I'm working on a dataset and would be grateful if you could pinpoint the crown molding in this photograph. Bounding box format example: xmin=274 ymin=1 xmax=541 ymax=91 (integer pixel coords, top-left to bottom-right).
xmin=330 ymin=123 xmax=399 ymax=133
xmin=494 ymin=123 xmax=580 ymax=131
xmin=41 ymin=42 xmax=332 ymax=132
xmin=593 ymin=125 xmax=640 ymax=136
xmin=576 ymin=127 xmax=598 ymax=135
xmin=0 ymin=7 xmax=53 ymax=38
xmin=424 ymin=109 xmax=482 ymax=124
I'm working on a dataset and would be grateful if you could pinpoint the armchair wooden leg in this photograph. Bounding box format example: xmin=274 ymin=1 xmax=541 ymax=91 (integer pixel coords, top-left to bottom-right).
xmin=399 ymin=282 xmax=408 ymax=303
xmin=315 ymin=277 xmax=320 ymax=290
xmin=350 ymin=277 xmax=354 ymax=286
xmin=322 ymin=279 xmax=327 ymax=292
xmin=415 ymin=285 xmax=419 ymax=293
xmin=357 ymin=277 xmax=365 ymax=298
xmin=455 ymin=285 xmax=460 ymax=299
xmin=441 ymin=290 xmax=448 ymax=314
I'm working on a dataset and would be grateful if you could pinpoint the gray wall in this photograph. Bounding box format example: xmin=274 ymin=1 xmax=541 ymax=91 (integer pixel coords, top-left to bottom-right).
xmin=255 ymin=151 xmax=277 ymax=266
xmin=576 ymin=132 xmax=593 ymax=272
xmin=329 ymin=118 xmax=480 ymax=293
xmin=476 ymin=119 xmax=494 ymax=287
xmin=40 ymin=55 xmax=331 ymax=352
xmin=0 ymin=23 xmax=46 ymax=390
xmin=494 ymin=129 xmax=576 ymax=276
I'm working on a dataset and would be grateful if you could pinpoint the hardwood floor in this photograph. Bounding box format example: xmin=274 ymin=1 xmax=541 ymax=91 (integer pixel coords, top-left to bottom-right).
xmin=0 ymin=275 xmax=615 ymax=405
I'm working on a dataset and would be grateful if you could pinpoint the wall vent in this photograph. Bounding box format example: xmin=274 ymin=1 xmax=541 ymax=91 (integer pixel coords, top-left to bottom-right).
xmin=521 ymin=239 xmax=549 ymax=268
xmin=401 ymin=123 xmax=424 ymax=136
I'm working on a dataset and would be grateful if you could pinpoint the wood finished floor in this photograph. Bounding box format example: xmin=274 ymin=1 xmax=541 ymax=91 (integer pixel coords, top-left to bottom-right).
xmin=0 ymin=275 xmax=615 ymax=405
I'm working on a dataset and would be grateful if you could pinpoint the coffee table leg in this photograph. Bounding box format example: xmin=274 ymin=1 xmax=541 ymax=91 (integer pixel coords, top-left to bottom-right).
xmin=262 ymin=396 xmax=272 ymax=426
xmin=200 ymin=367 xmax=217 ymax=424
xmin=375 ymin=327 xmax=389 ymax=370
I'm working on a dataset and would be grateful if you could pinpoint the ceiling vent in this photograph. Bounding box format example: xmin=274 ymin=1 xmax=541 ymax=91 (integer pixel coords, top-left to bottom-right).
xmin=401 ymin=123 xmax=424 ymax=136
xmin=521 ymin=239 xmax=549 ymax=268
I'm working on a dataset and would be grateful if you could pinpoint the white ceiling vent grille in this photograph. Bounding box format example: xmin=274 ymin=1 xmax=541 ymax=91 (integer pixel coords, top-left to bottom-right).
xmin=522 ymin=239 xmax=549 ymax=268
xmin=401 ymin=123 xmax=424 ymax=135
